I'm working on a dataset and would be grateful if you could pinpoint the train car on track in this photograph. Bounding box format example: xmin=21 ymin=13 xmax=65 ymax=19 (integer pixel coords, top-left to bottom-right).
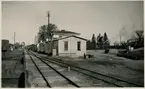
xmin=27 ymin=44 xmax=37 ymax=52
xmin=2 ymin=40 xmax=9 ymax=52
xmin=2 ymin=39 xmax=10 ymax=59
xmin=37 ymin=43 xmax=45 ymax=53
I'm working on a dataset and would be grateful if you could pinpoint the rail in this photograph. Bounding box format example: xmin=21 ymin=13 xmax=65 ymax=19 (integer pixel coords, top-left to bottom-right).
xmin=27 ymin=50 xmax=80 ymax=87
xmin=30 ymin=51 xmax=143 ymax=87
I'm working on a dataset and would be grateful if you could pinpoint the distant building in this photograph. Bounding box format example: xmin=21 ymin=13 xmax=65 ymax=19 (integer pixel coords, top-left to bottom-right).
xmin=52 ymin=35 xmax=87 ymax=57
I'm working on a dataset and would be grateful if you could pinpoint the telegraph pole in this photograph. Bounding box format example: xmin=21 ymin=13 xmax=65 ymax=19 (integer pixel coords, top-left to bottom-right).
xmin=47 ymin=11 xmax=52 ymax=54
xmin=14 ymin=32 xmax=15 ymax=44
xmin=120 ymin=25 xmax=126 ymax=45
xmin=48 ymin=11 xmax=50 ymax=24
xmin=120 ymin=35 xmax=121 ymax=45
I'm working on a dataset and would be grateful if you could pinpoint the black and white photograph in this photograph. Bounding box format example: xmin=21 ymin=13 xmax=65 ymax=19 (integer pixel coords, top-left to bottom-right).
xmin=2 ymin=1 xmax=144 ymax=88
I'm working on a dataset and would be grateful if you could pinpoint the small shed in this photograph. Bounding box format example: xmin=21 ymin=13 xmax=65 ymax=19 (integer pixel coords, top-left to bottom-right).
xmin=52 ymin=35 xmax=87 ymax=57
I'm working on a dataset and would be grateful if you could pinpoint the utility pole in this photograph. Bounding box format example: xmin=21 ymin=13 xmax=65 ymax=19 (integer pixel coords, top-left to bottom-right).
xmin=47 ymin=11 xmax=52 ymax=54
xmin=48 ymin=11 xmax=50 ymax=24
xmin=120 ymin=35 xmax=121 ymax=45
xmin=14 ymin=32 xmax=15 ymax=44
xmin=120 ymin=25 xmax=126 ymax=45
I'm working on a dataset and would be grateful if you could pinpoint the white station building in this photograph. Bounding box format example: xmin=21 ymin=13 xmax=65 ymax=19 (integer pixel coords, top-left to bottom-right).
xmin=36 ymin=29 xmax=88 ymax=57
xmin=52 ymin=35 xmax=87 ymax=57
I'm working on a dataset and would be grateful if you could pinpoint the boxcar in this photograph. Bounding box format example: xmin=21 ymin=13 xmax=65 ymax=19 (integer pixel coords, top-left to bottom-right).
xmin=2 ymin=40 xmax=9 ymax=52
xmin=2 ymin=39 xmax=10 ymax=59
xmin=37 ymin=43 xmax=45 ymax=53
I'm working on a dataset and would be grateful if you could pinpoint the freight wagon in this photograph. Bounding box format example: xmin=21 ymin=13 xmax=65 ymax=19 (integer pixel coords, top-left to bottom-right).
xmin=2 ymin=39 xmax=10 ymax=59
xmin=37 ymin=43 xmax=45 ymax=53
xmin=27 ymin=44 xmax=37 ymax=52
xmin=2 ymin=40 xmax=9 ymax=52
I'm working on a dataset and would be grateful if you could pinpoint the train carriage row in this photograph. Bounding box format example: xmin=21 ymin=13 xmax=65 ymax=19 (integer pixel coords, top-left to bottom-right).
xmin=31 ymin=42 xmax=144 ymax=60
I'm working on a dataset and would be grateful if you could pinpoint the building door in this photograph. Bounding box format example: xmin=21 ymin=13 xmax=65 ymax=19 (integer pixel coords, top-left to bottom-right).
xmin=53 ymin=49 xmax=57 ymax=56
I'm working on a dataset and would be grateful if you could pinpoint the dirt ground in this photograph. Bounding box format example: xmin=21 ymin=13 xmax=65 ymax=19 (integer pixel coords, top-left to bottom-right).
xmin=93 ymin=49 xmax=122 ymax=55
xmin=51 ymin=50 xmax=144 ymax=86
xmin=27 ymin=51 xmax=117 ymax=87
xmin=31 ymin=52 xmax=118 ymax=87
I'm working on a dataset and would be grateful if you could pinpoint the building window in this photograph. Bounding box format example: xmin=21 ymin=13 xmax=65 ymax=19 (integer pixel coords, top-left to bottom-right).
xmin=77 ymin=41 xmax=81 ymax=51
xmin=64 ymin=41 xmax=68 ymax=51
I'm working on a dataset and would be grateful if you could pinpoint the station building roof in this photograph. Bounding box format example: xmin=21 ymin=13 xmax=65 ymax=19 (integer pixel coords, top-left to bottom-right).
xmin=53 ymin=35 xmax=88 ymax=41
xmin=53 ymin=30 xmax=80 ymax=35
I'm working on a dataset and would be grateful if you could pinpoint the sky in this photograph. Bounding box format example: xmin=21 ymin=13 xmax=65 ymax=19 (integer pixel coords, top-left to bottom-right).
xmin=2 ymin=1 xmax=143 ymax=45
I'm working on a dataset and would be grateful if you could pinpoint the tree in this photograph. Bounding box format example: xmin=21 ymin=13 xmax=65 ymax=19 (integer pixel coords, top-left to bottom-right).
xmin=38 ymin=25 xmax=47 ymax=43
xmin=103 ymin=32 xmax=110 ymax=48
xmin=47 ymin=23 xmax=57 ymax=54
xmin=91 ymin=34 xmax=96 ymax=49
xmin=40 ymin=25 xmax=48 ymax=40
xmin=127 ymin=30 xmax=144 ymax=48
xmin=103 ymin=32 xmax=108 ymax=42
xmin=38 ymin=32 xmax=42 ymax=43
xmin=96 ymin=33 xmax=102 ymax=48
xmin=87 ymin=40 xmax=93 ymax=50
xmin=135 ymin=30 xmax=144 ymax=42
xmin=97 ymin=33 xmax=101 ymax=42
xmin=103 ymin=32 xmax=110 ymax=53
xmin=38 ymin=23 xmax=57 ymax=54
xmin=47 ymin=23 xmax=57 ymax=40
xmin=98 ymin=36 xmax=104 ymax=48
xmin=38 ymin=24 xmax=57 ymax=42
xmin=120 ymin=41 xmax=127 ymax=49
xmin=114 ymin=41 xmax=120 ymax=49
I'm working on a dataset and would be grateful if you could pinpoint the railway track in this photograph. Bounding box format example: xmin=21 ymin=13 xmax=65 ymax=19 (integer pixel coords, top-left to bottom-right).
xmin=30 ymin=51 xmax=144 ymax=87
xmin=26 ymin=50 xmax=80 ymax=88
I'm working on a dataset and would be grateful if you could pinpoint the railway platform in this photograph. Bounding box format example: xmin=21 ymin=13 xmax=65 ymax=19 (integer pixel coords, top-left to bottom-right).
xmin=25 ymin=50 xmax=48 ymax=87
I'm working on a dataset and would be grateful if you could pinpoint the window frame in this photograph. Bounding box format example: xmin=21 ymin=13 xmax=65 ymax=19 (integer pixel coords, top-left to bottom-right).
xmin=77 ymin=41 xmax=81 ymax=51
xmin=64 ymin=41 xmax=68 ymax=51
